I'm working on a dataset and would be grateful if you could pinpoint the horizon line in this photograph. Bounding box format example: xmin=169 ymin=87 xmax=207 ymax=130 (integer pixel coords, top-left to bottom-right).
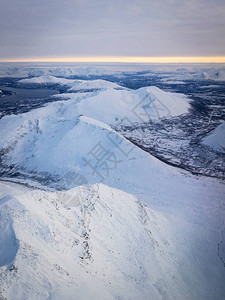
xmin=1 ymin=56 xmax=225 ymax=63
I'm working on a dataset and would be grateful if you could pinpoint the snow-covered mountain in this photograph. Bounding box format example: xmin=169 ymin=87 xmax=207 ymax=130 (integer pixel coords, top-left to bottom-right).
xmin=19 ymin=75 xmax=190 ymax=121
xmin=19 ymin=75 xmax=74 ymax=86
xmin=19 ymin=76 xmax=124 ymax=92
xmin=0 ymin=77 xmax=225 ymax=299
xmin=0 ymin=77 xmax=191 ymax=189
xmin=202 ymin=121 xmax=225 ymax=153
xmin=1 ymin=62 xmax=225 ymax=81
xmin=1 ymin=179 xmax=225 ymax=300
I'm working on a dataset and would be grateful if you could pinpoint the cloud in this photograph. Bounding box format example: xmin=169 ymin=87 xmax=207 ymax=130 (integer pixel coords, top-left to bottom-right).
xmin=0 ymin=0 xmax=225 ymax=59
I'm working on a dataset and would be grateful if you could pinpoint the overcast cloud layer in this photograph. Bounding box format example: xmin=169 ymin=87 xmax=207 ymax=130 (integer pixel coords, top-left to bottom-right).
xmin=0 ymin=0 xmax=225 ymax=60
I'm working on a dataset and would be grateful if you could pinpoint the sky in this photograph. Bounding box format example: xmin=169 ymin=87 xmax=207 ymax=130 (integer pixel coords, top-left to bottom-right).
xmin=0 ymin=0 xmax=225 ymax=62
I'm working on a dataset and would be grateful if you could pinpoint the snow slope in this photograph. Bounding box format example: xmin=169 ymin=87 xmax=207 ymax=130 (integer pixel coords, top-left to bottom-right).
xmin=19 ymin=75 xmax=190 ymax=123
xmin=202 ymin=122 xmax=225 ymax=153
xmin=0 ymin=178 xmax=225 ymax=300
xmin=0 ymin=84 xmax=190 ymax=191
xmin=68 ymin=79 xmax=123 ymax=92
xmin=72 ymin=86 xmax=190 ymax=124
xmin=0 ymin=80 xmax=191 ymax=188
xmin=19 ymin=75 xmax=190 ymax=117
xmin=0 ymin=78 xmax=224 ymax=299
xmin=19 ymin=75 xmax=73 ymax=85
xmin=0 ymin=181 xmax=188 ymax=299
xmin=19 ymin=76 xmax=124 ymax=92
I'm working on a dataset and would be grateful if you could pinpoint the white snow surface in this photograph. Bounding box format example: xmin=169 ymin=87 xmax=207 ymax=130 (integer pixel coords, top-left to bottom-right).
xmin=0 ymin=78 xmax=224 ymax=299
xmin=0 ymin=177 xmax=225 ymax=300
xmin=202 ymin=122 xmax=225 ymax=153
xmin=73 ymin=86 xmax=190 ymax=123
xmin=20 ymin=75 xmax=190 ymax=122
xmin=19 ymin=76 xmax=123 ymax=92
xmin=68 ymin=79 xmax=123 ymax=92
xmin=19 ymin=75 xmax=73 ymax=85
xmin=0 ymin=83 xmax=191 ymax=185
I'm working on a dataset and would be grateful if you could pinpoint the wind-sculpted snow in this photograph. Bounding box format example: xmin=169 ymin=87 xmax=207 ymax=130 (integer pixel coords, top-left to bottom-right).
xmin=0 ymin=181 xmax=181 ymax=299
xmin=0 ymin=181 xmax=225 ymax=300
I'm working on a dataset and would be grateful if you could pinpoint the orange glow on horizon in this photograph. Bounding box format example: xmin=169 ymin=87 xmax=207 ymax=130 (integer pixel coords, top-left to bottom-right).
xmin=1 ymin=56 xmax=225 ymax=63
